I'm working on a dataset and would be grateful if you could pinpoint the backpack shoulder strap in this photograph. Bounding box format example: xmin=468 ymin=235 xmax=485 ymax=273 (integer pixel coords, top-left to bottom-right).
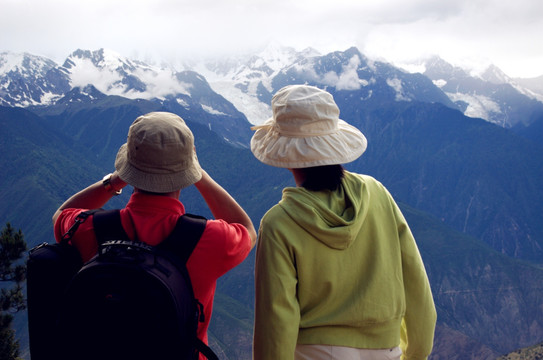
xmin=92 ymin=209 xmax=129 ymax=245
xmin=160 ymin=214 xmax=216 ymax=359
xmin=92 ymin=209 xmax=206 ymax=263
xmin=61 ymin=209 xmax=103 ymax=243
xmin=158 ymin=213 xmax=207 ymax=264
xmin=196 ymin=338 xmax=219 ymax=360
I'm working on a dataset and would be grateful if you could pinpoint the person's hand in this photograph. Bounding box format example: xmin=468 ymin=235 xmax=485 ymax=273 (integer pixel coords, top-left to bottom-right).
xmin=53 ymin=171 xmax=128 ymax=225
xmin=111 ymin=171 xmax=128 ymax=192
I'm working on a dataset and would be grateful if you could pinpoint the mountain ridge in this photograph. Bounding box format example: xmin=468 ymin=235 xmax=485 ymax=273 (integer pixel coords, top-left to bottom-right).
xmin=2 ymin=46 xmax=542 ymax=130
xmin=3 ymin=100 xmax=543 ymax=359
xmin=420 ymin=56 xmax=543 ymax=127
xmin=2 ymin=45 xmax=543 ymax=359
xmin=3 ymin=46 xmax=541 ymax=261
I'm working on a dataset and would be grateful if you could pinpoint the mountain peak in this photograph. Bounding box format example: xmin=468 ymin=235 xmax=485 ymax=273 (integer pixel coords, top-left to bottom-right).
xmin=0 ymin=51 xmax=64 ymax=107
xmin=61 ymin=48 xmax=195 ymax=100
xmin=258 ymin=41 xmax=293 ymax=56
xmin=1 ymin=48 xmax=542 ymax=130
xmin=64 ymin=48 xmax=147 ymax=72
xmin=480 ymin=64 xmax=510 ymax=84
xmin=423 ymin=56 xmax=468 ymax=80
xmin=255 ymin=42 xmax=319 ymax=73
xmin=0 ymin=51 xmax=57 ymax=76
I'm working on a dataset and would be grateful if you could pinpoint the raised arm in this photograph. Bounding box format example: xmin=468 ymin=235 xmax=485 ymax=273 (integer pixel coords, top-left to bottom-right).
xmin=194 ymin=170 xmax=257 ymax=248
xmin=52 ymin=172 xmax=127 ymax=225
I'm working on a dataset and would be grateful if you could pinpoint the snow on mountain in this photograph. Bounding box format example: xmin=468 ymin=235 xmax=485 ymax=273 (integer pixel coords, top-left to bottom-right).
xmin=0 ymin=51 xmax=65 ymax=106
xmin=0 ymin=49 xmax=198 ymax=107
xmin=420 ymin=56 xmax=543 ymax=127
xmin=184 ymin=45 xmax=427 ymax=124
xmin=0 ymin=48 xmax=255 ymax=146
xmin=512 ymin=75 xmax=543 ymax=101
xmin=62 ymin=49 xmax=191 ymax=100
xmin=184 ymin=43 xmax=322 ymax=125
xmin=2 ymin=47 xmax=541 ymax=130
xmin=480 ymin=64 xmax=511 ymax=84
xmin=201 ymin=104 xmax=227 ymax=116
xmin=480 ymin=64 xmax=543 ymax=103
xmin=187 ymin=46 xmax=458 ymax=126
xmin=204 ymin=82 xmax=272 ymax=125
xmin=447 ymin=92 xmax=503 ymax=123
xmin=290 ymin=51 xmax=375 ymax=91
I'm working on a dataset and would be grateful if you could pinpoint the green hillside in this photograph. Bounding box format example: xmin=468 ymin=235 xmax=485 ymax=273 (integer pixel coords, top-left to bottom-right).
xmin=2 ymin=91 xmax=543 ymax=359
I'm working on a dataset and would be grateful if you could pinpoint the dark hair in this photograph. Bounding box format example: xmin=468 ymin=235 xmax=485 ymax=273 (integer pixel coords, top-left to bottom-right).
xmin=299 ymin=165 xmax=345 ymax=191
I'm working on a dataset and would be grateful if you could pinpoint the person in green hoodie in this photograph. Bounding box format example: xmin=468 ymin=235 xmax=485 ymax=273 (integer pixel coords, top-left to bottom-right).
xmin=250 ymin=85 xmax=437 ymax=360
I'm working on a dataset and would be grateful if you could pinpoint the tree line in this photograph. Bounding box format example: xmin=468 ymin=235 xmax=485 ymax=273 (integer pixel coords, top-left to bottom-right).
xmin=1 ymin=223 xmax=27 ymax=360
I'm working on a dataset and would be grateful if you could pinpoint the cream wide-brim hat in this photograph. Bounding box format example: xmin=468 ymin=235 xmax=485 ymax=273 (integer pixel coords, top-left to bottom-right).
xmin=115 ymin=112 xmax=202 ymax=193
xmin=250 ymin=85 xmax=367 ymax=168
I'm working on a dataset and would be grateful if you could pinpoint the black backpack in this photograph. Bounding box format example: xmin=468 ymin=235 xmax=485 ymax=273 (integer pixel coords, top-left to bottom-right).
xmin=27 ymin=209 xmax=219 ymax=360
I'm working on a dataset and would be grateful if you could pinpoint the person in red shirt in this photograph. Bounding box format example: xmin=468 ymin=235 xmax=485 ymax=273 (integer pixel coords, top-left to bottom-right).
xmin=52 ymin=111 xmax=257 ymax=356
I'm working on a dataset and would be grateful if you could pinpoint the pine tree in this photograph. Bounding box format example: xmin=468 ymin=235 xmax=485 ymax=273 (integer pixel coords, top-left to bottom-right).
xmin=0 ymin=223 xmax=27 ymax=360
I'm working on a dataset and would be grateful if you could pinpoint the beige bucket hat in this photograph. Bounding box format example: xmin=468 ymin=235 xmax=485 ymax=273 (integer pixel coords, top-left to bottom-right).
xmin=250 ymin=85 xmax=367 ymax=168
xmin=115 ymin=112 xmax=202 ymax=193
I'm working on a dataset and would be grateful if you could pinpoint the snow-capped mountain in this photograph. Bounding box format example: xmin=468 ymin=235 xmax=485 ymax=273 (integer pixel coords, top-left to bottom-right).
xmin=185 ymin=45 xmax=459 ymax=124
xmin=0 ymin=49 xmax=187 ymax=107
xmin=1 ymin=47 xmax=542 ymax=130
xmin=185 ymin=43 xmax=322 ymax=124
xmin=420 ymin=56 xmax=543 ymax=127
xmin=3 ymin=46 xmax=543 ymax=360
xmin=0 ymin=52 xmax=68 ymax=106
xmin=61 ymin=49 xmax=194 ymax=100
xmin=480 ymin=64 xmax=511 ymax=84
xmin=0 ymin=49 xmax=253 ymax=146
xmin=512 ymin=75 xmax=543 ymax=101
xmin=1 ymin=48 xmax=237 ymax=113
xmin=480 ymin=65 xmax=543 ymax=102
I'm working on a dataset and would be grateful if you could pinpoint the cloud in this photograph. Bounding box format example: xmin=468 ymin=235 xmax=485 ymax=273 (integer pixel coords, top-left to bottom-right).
xmin=335 ymin=55 xmax=365 ymax=91
xmin=1 ymin=0 xmax=542 ymax=77
xmin=293 ymin=54 xmax=368 ymax=91
xmin=68 ymin=53 xmax=191 ymax=99
xmin=361 ymin=0 xmax=543 ymax=77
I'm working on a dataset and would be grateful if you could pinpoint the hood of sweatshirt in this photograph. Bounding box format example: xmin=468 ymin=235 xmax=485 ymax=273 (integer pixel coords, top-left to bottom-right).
xmin=278 ymin=171 xmax=369 ymax=250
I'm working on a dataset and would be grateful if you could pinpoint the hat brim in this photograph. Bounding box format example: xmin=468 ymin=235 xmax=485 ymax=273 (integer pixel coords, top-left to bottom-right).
xmin=115 ymin=144 xmax=202 ymax=193
xmin=250 ymin=118 xmax=367 ymax=168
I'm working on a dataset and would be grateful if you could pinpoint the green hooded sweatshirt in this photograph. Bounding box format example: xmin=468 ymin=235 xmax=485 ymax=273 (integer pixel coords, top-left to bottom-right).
xmin=253 ymin=171 xmax=436 ymax=360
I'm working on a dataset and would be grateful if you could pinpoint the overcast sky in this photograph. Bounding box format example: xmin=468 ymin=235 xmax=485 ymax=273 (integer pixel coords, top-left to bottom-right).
xmin=2 ymin=0 xmax=542 ymax=78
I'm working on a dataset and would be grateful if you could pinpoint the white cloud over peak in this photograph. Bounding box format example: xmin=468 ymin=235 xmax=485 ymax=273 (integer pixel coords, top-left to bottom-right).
xmin=335 ymin=55 xmax=365 ymax=91
xmin=68 ymin=56 xmax=191 ymax=99
xmin=1 ymin=0 xmax=542 ymax=78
